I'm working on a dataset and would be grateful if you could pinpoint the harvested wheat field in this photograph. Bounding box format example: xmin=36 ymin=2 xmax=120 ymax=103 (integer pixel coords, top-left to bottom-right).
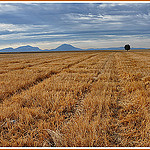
xmin=0 ymin=50 xmax=150 ymax=147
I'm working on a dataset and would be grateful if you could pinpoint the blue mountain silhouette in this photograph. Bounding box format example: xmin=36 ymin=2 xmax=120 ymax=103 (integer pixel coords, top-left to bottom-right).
xmin=0 ymin=45 xmax=41 ymax=52
xmin=15 ymin=45 xmax=41 ymax=52
xmin=0 ymin=44 xmax=147 ymax=52
xmin=50 ymin=44 xmax=81 ymax=51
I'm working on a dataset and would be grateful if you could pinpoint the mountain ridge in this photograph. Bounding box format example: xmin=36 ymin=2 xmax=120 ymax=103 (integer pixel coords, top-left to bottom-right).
xmin=0 ymin=44 xmax=147 ymax=52
xmin=0 ymin=45 xmax=41 ymax=52
xmin=50 ymin=44 xmax=81 ymax=51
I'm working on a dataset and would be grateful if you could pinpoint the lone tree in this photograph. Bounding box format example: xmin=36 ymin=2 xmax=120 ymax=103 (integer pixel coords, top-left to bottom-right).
xmin=124 ymin=44 xmax=130 ymax=51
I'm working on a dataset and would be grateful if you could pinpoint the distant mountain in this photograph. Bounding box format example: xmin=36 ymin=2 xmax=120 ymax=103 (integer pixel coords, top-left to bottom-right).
xmin=15 ymin=45 xmax=41 ymax=52
xmin=50 ymin=44 xmax=81 ymax=51
xmin=0 ymin=44 xmax=147 ymax=52
xmin=0 ymin=45 xmax=41 ymax=52
xmin=0 ymin=47 xmax=14 ymax=52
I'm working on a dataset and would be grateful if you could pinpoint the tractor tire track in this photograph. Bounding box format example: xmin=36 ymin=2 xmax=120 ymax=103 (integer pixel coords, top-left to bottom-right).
xmin=57 ymin=53 xmax=125 ymax=147
xmin=76 ymin=53 xmax=115 ymax=112
xmin=104 ymin=53 xmax=123 ymax=146
xmin=101 ymin=52 xmax=149 ymax=146
xmin=110 ymin=52 xmax=150 ymax=146
xmin=1 ymin=54 xmax=98 ymax=103
xmin=57 ymin=53 xmax=115 ymax=131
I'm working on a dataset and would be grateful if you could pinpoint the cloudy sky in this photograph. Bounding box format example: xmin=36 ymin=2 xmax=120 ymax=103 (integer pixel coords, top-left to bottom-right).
xmin=0 ymin=2 xmax=150 ymax=50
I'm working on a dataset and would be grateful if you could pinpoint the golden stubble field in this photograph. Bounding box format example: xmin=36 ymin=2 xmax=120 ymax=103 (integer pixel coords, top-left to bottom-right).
xmin=0 ymin=50 xmax=149 ymax=147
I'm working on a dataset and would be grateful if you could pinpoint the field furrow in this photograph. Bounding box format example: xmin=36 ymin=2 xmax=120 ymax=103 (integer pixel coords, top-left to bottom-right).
xmin=0 ymin=52 xmax=85 ymax=74
xmin=59 ymin=53 xmax=114 ymax=122
xmin=0 ymin=56 xmax=72 ymax=74
xmin=0 ymin=53 xmax=97 ymax=102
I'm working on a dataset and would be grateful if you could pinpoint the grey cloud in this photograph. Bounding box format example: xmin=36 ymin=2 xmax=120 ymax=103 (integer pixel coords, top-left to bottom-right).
xmin=0 ymin=3 xmax=150 ymax=48
xmin=0 ymin=30 xmax=16 ymax=35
